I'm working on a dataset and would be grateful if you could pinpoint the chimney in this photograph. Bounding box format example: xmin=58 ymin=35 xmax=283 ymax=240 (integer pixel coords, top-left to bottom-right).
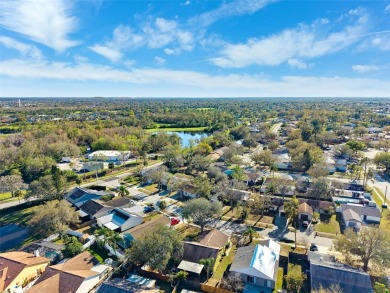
xmin=34 ymin=250 xmax=40 ymax=257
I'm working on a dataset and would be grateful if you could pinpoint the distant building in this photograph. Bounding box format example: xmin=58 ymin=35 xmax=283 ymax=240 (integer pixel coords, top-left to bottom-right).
xmin=65 ymin=187 xmax=110 ymax=207
xmin=88 ymin=150 xmax=131 ymax=162
xmin=0 ymin=251 xmax=50 ymax=293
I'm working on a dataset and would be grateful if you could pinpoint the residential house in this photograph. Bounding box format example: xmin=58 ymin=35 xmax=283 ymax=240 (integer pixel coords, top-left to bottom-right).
xmin=122 ymin=215 xmax=171 ymax=244
xmin=182 ymin=184 xmax=198 ymax=198
xmin=198 ymin=229 xmax=229 ymax=249
xmin=23 ymin=241 xmax=64 ymax=263
xmin=88 ymin=150 xmax=131 ymax=162
xmin=96 ymin=208 xmax=143 ymax=232
xmin=341 ymin=204 xmax=381 ymax=229
xmin=79 ymin=199 xmax=112 ymax=220
xmin=230 ymin=240 xmax=280 ymax=293
xmin=298 ymin=199 xmax=334 ymax=215
xmin=309 ymin=252 xmax=372 ymax=293
xmin=28 ymin=251 xmax=110 ymax=293
xmin=0 ymin=251 xmax=50 ymax=293
xmin=298 ymin=202 xmax=313 ymax=221
xmin=65 ymin=187 xmax=110 ymax=207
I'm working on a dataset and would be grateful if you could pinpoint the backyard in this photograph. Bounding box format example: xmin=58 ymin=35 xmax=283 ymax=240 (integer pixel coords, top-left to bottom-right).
xmin=313 ymin=213 xmax=341 ymax=235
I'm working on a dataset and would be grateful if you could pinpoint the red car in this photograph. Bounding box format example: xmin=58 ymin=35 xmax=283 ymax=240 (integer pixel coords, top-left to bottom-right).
xmin=170 ymin=217 xmax=180 ymax=226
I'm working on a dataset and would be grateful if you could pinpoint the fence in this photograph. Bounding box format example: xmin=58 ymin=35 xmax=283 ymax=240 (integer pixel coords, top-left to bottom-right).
xmin=200 ymin=283 xmax=234 ymax=293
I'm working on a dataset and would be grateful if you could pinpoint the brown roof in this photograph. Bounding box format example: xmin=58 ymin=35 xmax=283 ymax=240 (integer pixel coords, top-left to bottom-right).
xmin=198 ymin=229 xmax=228 ymax=249
xmin=104 ymin=197 xmax=132 ymax=208
xmin=29 ymin=251 xmax=103 ymax=293
xmin=127 ymin=215 xmax=170 ymax=240
xmin=0 ymin=252 xmax=50 ymax=291
xmin=182 ymin=242 xmax=220 ymax=263
xmin=299 ymin=202 xmax=313 ymax=215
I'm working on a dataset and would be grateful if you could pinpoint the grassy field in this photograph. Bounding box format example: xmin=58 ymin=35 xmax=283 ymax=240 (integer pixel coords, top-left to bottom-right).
xmin=273 ymin=267 xmax=284 ymax=293
xmin=0 ymin=204 xmax=37 ymax=226
xmin=314 ymin=214 xmax=341 ymax=234
xmin=213 ymin=245 xmax=236 ymax=279
xmin=0 ymin=192 xmax=12 ymax=201
xmin=370 ymin=187 xmax=390 ymax=232
xmin=89 ymin=244 xmax=110 ymax=263
xmin=145 ymin=127 xmax=207 ymax=133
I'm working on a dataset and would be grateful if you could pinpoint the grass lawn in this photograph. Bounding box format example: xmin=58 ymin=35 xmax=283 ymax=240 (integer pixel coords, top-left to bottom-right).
xmin=88 ymin=244 xmax=110 ymax=263
xmin=313 ymin=214 xmax=341 ymax=234
xmin=279 ymin=243 xmax=292 ymax=257
xmin=145 ymin=127 xmax=207 ymax=133
xmin=213 ymin=245 xmax=236 ymax=279
xmin=0 ymin=192 xmax=12 ymax=201
xmin=0 ymin=205 xmax=36 ymax=226
xmin=175 ymin=223 xmax=201 ymax=241
xmin=142 ymin=184 xmax=159 ymax=193
xmin=273 ymin=267 xmax=284 ymax=293
xmin=369 ymin=187 xmax=390 ymax=232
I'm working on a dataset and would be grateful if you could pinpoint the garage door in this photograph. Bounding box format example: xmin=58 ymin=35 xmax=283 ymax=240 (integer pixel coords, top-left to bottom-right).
xmin=301 ymin=214 xmax=309 ymax=221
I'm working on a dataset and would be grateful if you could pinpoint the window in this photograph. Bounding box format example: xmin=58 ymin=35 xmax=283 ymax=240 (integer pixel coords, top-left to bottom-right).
xmin=247 ymin=276 xmax=255 ymax=283
xmin=267 ymin=280 xmax=272 ymax=287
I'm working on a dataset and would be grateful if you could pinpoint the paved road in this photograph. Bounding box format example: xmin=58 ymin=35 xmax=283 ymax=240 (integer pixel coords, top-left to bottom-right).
xmin=0 ymin=197 xmax=39 ymax=210
xmin=271 ymin=122 xmax=282 ymax=135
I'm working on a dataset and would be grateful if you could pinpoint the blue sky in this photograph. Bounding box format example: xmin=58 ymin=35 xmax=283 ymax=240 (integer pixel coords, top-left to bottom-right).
xmin=1 ymin=0 xmax=390 ymax=97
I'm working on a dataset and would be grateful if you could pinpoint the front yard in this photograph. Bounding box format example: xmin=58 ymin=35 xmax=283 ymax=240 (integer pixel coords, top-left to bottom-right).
xmin=313 ymin=214 xmax=341 ymax=235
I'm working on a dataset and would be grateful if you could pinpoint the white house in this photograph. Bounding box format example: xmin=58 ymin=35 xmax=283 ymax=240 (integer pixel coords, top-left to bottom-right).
xmin=230 ymin=239 xmax=280 ymax=293
xmin=182 ymin=184 xmax=199 ymax=198
xmin=341 ymin=204 xmax=381 ymax=229
xmin=88 ymin=150 xmax=131 ymax=162
xmin=97 ymin=208 xmax=143 ymax=232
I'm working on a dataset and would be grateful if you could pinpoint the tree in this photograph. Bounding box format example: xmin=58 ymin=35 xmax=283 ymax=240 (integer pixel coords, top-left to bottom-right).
xmin=374 ymin=152 xmax=390 ymax=174
xmin=182 ymin=198 xmax=222 ymax=232
xmin=163 ymin=145 xmax=185 ymax=171
xmin=118 ymin=185 xmax=129 ymax=197
xmin=268 ymin=141 xmax=279 ymax=152
xmin=248 ymin=194 xmax=271 ymax=217
xmin=284 ymin=196 xmax=299 ymax=248
xmin=214 ymin=179 xmax=247 ymax=208
xmin=75 ymin=176 xmax=82 ymax=187
xmin=188 ymin=155 xmax=212 ymax=174
xmin=174 ymin=270 xmax=188 ymax=287
xmin=207 ymin=166 xmax=228 ymax=183
xmin=199 ymin=258 xmax=214 ymax=280
xmin=242 ymin=137 xmax=257 ymax=149
xmin=0 ymin=175 xmax=27 ymax=197
xmin=335 ymin=227 xmax=390 ymax=271
xmin=346 ymin=140 xmax=366 ymax=154
xmin=221 ymin=273 xmax=244 ymax=292
xmin=308 ymin=163 xmax=330 ymax=179
xmin=311 ymin=284 xmax=343 ymax=293
xmin=63 ymin=236 xmax=83 ymax=257
xmin=144 ymin=165 xmax=168 ymax=191
xmin=193 ymin=176 xmax=213 ymax=199
xmin=231 ymin=166 xmax=245 ymax=181
xmin=28 ymin=200 xmax=79 ymax=237
xmin=126 ymin=224 xmax=183 ymax=272
xmin=158 ymin=200 xmax=167 ymax=210
xmin=274 ymin=177 xmax=294 ymax=199
xmin=251 ymin=149 xmax=275 ymax=167
xmin=374 ymin=282 xmax=390 ymax=293
xmin=95 ymin=227 xmax=125 ymax=258
xmin=27 ymin=175 xmax=57 ymax=201
xmin=307 ymin=178 xmax=335 ymax=200
xmin=284 ymin=265 xmax=306 ymax=293
xmin=243 ymin=226 xmax=257 ymax=243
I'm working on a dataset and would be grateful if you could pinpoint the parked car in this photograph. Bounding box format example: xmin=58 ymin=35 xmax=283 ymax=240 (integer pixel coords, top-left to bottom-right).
xmin=143 ymin=206 xmax=155 ymax=213
xmin=302 ymin=221 xmax=309 ymax=228
xmin=310 ymin=243 xmax=318 ymax=251
xmin=170 ymin=217 xmax=180 ymax=225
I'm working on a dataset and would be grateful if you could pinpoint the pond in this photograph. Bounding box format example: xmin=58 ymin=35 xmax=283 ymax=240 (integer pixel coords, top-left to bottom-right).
xmin=0 ymin=224 xmax=30 ymax=252
xmin=155 ymin=131 xmax=210 ymax=147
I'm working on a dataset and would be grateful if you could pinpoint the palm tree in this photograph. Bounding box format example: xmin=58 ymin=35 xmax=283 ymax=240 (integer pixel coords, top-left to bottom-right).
xmin=243 ymin=226 xmax=257 ymax=243
xmin=284 ymin=195 xmax=299 ymax=248
xmin=118 ymin=185 xmax=129 ymax=197
xmin=199 ymin=258 xmax=214 ymax=281
xmin=270 ymin=163 xmax=278 ymax=178
xmin=107 ymin=232 xmax=124 ymax=259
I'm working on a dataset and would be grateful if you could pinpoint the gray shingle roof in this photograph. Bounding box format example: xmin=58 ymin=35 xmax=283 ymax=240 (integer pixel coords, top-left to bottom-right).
xmin=310 ymin=259 xmax=372 ymax=293
xmin=340 ymin=204 xmax=381 ymax=218
xmin=342 ymin=209 xmax=362 ymax=222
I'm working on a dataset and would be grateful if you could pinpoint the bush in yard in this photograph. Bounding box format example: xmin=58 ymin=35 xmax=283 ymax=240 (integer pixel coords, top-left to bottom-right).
xmin=158 ymin=200 xmax=167 ymax=210
xmin=63 ymin=236 xmax=83 ymax=257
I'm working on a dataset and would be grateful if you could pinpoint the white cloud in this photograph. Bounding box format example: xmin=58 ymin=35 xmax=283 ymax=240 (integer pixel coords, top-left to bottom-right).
xmin=154 ymin=56 xmax=166 ymax=66
xmin=1 ymin=59 xmax=390 ymax=97
xmin=0 ymin=36 xmax=42 ymax=59
xmin=352 ymin=64 xmax=381 ymax=73
xmin=0 ymin=0 xmax=79 ymax=51
xmin=182 ymin=1 xmax=191 ymax=6
xmin=89 ymin=45 xmax=122 ymax=62
xmin=189 ymin=0 xmax=274 ymax=28
xmin=211 ymin=8 xmax=369 ymax=68
xmin=287 ymin=59 xmax=308 ymax=69
xmin=74 ymin=54 xmax=88 ymax=63
xmin=91 ymin=19 xmax=194 ymax=62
